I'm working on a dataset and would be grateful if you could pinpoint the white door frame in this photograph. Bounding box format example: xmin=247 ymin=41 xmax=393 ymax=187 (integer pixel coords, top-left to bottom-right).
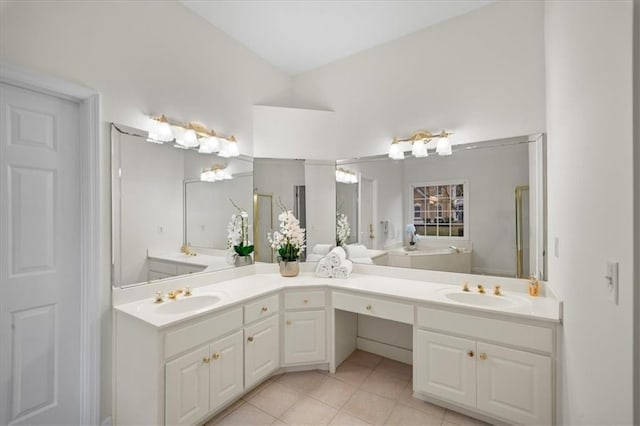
xmin=1 ymin=64 xmax=102 ymax=425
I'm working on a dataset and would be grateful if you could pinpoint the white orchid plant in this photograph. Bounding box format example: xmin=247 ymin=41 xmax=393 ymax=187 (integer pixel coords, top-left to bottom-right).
xmin=227 ymin=199 xmax=254 ymax=257
xmin=336 ymin=213 xmax=351 ymax=246
xmin=268 ymin=201 xmax=306 ymax=262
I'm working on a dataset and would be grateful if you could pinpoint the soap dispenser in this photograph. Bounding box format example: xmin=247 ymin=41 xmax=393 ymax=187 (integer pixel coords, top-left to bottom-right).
xmin=528 ymin=275 xmax=540 ymax=297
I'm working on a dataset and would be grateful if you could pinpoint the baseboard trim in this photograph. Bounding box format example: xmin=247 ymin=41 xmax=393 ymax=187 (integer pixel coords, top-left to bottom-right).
xmin=356 ymin=337 xmax=413 ymax=365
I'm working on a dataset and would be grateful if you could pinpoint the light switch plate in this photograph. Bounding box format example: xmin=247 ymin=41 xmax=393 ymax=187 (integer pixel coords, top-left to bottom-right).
xmin=605 ymin=261 xmax=619 ymax=305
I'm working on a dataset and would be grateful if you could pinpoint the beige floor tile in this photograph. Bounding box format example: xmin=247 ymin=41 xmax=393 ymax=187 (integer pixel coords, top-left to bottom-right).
xmin=271 ymin=420 xmax=288 ymax=426
xmin=443 ymin=409 xmax=491 ymax=425
xmin=342 ymin=390 xmax=396 ymax=425
xmin=276 ymin=370 xmax=328 ymax=394
xmin=374 ymin=359 xmax=412 ymax=381
xmin=214 ymin=402 xmax=275 ymax=425
xmin=360 ymin=370 xmax=409 ymax=400
xmin=396 ymin=386 xmax=445 ymax=419
xmin=247 ymin=381 xmax=301 ymax=418
xmin=329 ymin=410 xmax=373 ymax=425
xmin=279 ymin=396 xmax=338 ymax=426
xmin=384 ymin=403 xmax=443 ymax=425
xmin=346 ymin=350 xmax=383 ymax=369
xmin=206 ymin=399 xmax=245 ymax=425
xmin=243 ymin=377 xmax=275 ymax=401
xmin=309 ymin=376 xmax=358 ymax=409
xmin=332 ymin=361 xmax=373 ymax=386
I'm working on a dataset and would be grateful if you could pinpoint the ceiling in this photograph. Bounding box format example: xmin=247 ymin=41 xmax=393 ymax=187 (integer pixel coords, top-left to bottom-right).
xmin=180 ymin=1 xmax=495 ymax=76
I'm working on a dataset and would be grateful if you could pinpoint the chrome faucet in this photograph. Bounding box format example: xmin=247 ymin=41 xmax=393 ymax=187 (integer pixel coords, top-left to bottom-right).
xmin=449 ymin=245 xmax=461 ymax=253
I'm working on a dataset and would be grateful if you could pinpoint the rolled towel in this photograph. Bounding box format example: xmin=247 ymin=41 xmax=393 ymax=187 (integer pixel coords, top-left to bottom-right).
xmin=312 ymin=244 xmax=333 ymax=255
xmin=345 ymin=244 xmax=369 ymax=259
xmin=349 ymin=257 xmax=373 ymax=264
xmin=315 ymin=258 xmax=333 ymax=278
xmin=327 ymin=246 xmax=347 ymax=267
xmin=306 ymin=253 xmax=324 ymax=262
xmin=332 ymin=259 xmax=353 ymax=279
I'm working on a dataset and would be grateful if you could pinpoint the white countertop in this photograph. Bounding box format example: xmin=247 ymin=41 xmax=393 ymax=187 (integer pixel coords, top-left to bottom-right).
xmin=114 ymin=267 xmax=562 ymax=329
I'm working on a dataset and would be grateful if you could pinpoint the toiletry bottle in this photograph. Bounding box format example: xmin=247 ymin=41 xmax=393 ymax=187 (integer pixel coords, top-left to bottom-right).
xmin=528 ymin=275 xmax=539 ymax=297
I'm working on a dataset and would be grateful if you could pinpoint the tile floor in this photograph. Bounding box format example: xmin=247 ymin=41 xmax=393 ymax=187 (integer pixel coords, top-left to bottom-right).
xmin=204 ymin=350 xmax=491 ymax=426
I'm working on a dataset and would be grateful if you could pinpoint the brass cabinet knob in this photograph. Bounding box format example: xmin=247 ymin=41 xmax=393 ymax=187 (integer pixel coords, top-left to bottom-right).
xmin=365 ymin=304 xmax=372 ymax=310
xmin=247 ymin=336 xmax=254 ymax=342
xmin=479 ymin=353 xmax=488 ymax=360
xmin=467 ymin=350 xmax=474 ymax=358
xmin=261 ymin=306 xmax=268 ymax=312
xmin=286 ymin=320 xmax=292 ymax=325
xmin=212 ymin=353 xmax=220 ymax=360
xmin=203 ymin=356 xmax=211 ymax=364
xmin=303 ymin=299 xmax=308 ymax=304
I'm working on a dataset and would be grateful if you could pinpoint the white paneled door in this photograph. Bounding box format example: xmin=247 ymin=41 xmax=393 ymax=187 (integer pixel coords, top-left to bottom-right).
xmin=0 ymin=83 xmax=82 ymax=425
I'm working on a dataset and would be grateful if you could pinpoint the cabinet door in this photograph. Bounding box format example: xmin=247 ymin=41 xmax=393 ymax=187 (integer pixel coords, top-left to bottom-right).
xmin=244 ymin=315 xmax=279 ymax=388
xmin=283 ymin=310 xmax=326 ymax=365
xmin=414 ymin=330 xmax=476 ymax=408
xmin=476 ymin=342 xmax=551 ymax=425
xmin=210 ymin=330 xmax=244 ymax=412
xmin=165 ymin=345 xmax=210 ymax=425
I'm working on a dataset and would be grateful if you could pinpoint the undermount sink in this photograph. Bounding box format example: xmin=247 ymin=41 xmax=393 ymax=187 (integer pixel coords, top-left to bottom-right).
xmin=441 ymin=290 xmax=522 ymax=308
xmin=154 ymin=294 xmax=223 ymax=315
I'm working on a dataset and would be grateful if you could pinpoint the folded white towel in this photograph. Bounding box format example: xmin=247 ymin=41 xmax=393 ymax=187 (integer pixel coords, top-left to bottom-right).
xmin=306 ymin=253 xmax=324 ymax=262
xmin=312 ymin=244 xmax=333 ymax=255
xmin=345 ymin=244 xmax=369 ymax=259
xmin=327 ymin=246 xmax=347 ymax=267
xmin=350 ymin=257 xmax=373 ymax=264
xmin=333 ymin=259 xmax=353 ymax=279
xmin=315 ymin=258 xmax=333 ymax=278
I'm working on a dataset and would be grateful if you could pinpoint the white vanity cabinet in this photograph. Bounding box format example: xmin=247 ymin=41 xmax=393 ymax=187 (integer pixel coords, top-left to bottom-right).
xmin=414 ymin=307 xmax=554 ymax=425
xmin=244 ymin=294 xmax=280 ymax=389
xmin=282 ymin=289 xmax=327 ymax=365
xmin=165 ymin=330 xmax=243 ymax=425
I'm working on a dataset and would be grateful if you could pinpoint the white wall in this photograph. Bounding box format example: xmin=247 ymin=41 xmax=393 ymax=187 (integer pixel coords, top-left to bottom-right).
xmin=0 ymin=2 xmax=291 ymax=422
xmin=291 ymin=1 xmax=546 ymax=160
xmin=305 ymin=161 xmax=337 ymax=252
xmin=544 ymin=1 xmax=634 ymax=424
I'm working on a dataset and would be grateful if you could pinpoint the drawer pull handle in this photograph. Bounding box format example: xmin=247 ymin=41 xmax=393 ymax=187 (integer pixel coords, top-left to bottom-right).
xmin=202 ymin=356 xmax=211 ymax=364
xmin=286 ymin=320 xmax=292 ymax=325
xmin=212 ymin=353 xmax=220 ymax=360
xmin=479 ymin=353 xmax=488 ymax=360
xmin=467 ymin=350 xmax=474 ymax=358
xmin=247 ymin=336 xmax=254 ymax=342
xmin=261 ymin=306 xmax=268 ymax=312
xmin=365 ymin=304 xmax=372 ymax=310
xmin=303 ymin=299 xmax=308 ymax=304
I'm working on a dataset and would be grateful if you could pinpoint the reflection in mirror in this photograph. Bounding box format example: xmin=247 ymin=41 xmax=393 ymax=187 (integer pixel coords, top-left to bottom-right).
xmin=111 ymin=124 xmax=253 ymax=287
xmin=336 ymin=135 xmax=547 ymax=279
xmin=336 ymin=182 xmax=358 ymax=245
xmin=252 ymin=158 xmax=306 ymax=263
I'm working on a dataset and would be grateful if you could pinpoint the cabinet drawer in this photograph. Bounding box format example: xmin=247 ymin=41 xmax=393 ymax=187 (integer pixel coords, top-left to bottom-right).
xmin=332 ymin=291 xmax=413 ymax=324
xmin=177 ymin=264 xmax=206 ymax=275
xmin=165 ymin=307 xmax=243 ymax=359
xmin=284 ymin=290 xmax=326 ymax=309
xmin=148 ymin=259 xmax=178 ymax=276
xmin=244 ymin=293 xmax=279 ymax=324
xmin=417 ymin=307 xmax=553 ymax=353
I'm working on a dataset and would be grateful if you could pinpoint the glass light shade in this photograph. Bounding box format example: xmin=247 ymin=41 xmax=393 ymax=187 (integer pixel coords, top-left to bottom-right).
xmin=198 ymin=136 xmax=220 ymax=154
xmin=156 ymin=121 xmax=174 ymax=142
xmin=388 ymin=143 xmax=404 ymax=160
xmin=436 ymin=137 xmax=452 ymax=156
xmin=178 ymin=128 xmax=199 ymax=148
xmin=412 ymin=140 xmax=428 ymax=158
xmin=226 ymin=139 xmax=240 ymax=157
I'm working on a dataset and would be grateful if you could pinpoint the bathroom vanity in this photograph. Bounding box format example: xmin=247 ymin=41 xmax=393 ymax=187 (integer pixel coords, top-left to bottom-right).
xmin=113 ymin=264 xmax=561 ymax=425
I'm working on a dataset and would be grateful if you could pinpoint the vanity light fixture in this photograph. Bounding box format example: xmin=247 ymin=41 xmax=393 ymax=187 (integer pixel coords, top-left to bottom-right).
xmin=200 ymin=165 xmax=233 ymax=182
xmin=336 ymin=167 xmax=358 ymax=184
xmin=389 ymin=130 xmax=454 ymax=159
xmin=146 ymin=114 xmax=239 ymax=157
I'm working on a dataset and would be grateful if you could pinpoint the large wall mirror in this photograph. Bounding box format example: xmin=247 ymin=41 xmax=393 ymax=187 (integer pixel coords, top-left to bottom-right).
xmin=335 ymin=135 xmax=547 ymax=280
xmin=111 ymin=124 xmax=253 ymax=287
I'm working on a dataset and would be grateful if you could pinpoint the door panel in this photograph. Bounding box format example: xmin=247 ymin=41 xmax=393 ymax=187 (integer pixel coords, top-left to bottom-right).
xmin=284 ymin=310 xmax=326 ymax=364
xmin=244 ymin=315 xmax=279 ymax=389
xmin=210 ymin=330 xmax=243 ymax=411
xmin=476 ymin=342 xmax=551 ymax=425
xmin=1 ymin=83 xmax=81 ymax=425
xmin=165 ymin=345 xmax=210 ymax=426
xmin=415 ymin=330 xmax=476 ymax=408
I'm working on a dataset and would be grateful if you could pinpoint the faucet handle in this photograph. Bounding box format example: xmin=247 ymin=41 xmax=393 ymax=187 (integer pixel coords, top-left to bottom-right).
xmin=462 ymin=282 xmax=470 ymax=292
xmin=154 ymin=291 xmax=164 ymax=304
xmin=477 ymin=284 xmax=485 ymax=294
xmin=493 ymin=285 xmax=502 ymax=296
xmin=184 ymin=286 xmax=192 ymax=296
